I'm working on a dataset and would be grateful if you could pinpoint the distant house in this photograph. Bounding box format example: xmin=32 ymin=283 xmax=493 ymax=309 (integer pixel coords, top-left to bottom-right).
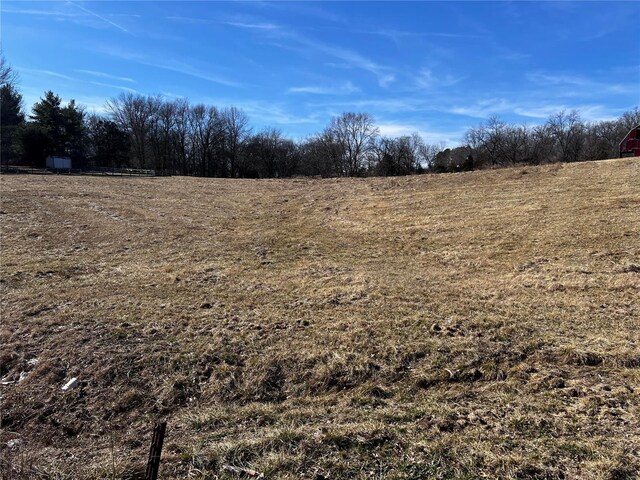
xmin=46 ymin=156 xmax=72 ymax=170
xmin=619 ymin=125 xmax=640 ymax=157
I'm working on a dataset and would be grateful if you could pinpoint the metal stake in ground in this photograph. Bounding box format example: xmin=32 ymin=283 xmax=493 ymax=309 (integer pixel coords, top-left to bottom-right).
xmin=145 ymin=421 xmax=167 ymax=480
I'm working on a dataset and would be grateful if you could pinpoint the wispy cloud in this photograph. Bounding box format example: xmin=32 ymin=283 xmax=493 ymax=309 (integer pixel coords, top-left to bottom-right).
xmin=245 ymin=103 xmax=320 ymax=126
xmin=160 ymin=91 xmax=187 ymax=100
xmin=96 ymin=46 xmax=242 ymax=88
xmin=448 ymin=96 xmax=622 ymax=123
xmin=166 ymin=15 xmax=209 ymax=25
xmin=607 ymin=84 xmax=637 ymax=94
xmin=1 ymin=8 xmax=80 ymax=17
xmin=76 ymin=69 xmax=135 ymax=84
xmin=224 ymin=18 xmax=395 ymax=87
xmin=257 ymin=2 xmax=349 ymax=25
xmin=3 ymin=3 xmax=137 ymax=34
xmin=527 ymin=72 xmax=591 ymax=87
xmin=526 ymin=72 xmax=638 ymax=99
xmin=449 ymin=98 xmax=514 ymax=118
xmin=18 ymin=67 xmax=74 ymax=81
xmin=571 ymin=105 xmax=621 ymax=122
xmin=89 ymin=81 xmax=138 ymax=93
xmin=378 ymin=123 xmax=421 ymax=137
xmin=68 ymin=1 xmax=132 ymax=35
xmin=498 ymin=52 xmax=531 ymax=62
xmin=514 ymin=104 xmax=619 ymax=122
xmin=149 ymin=59 xmax=242 ymax=88
xmin=309 ymin=97 xmax=426 ymax=114
xmin=415 ymin=69 xmax=465 ymax=89
xmin=527 ymin=71 xmax=638 ymax=96
xmin=315 ymin=42 xmax=395 ymax=87
xmin=372 ymin=28 xmax=482 ymax=42
xmin=202 ymin=99 xmax=320 ymax=130
xmin=375 ymin=121 xmax=466 ymax=146
xmin=223 ymin=21 xmax=281 ymax=31
xmin=287 ymin=81 xmax=359 ymax=95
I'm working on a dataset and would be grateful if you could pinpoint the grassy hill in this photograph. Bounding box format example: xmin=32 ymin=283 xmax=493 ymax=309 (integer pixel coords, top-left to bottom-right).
xmin=1 ymin=159 xmax=639 ymax=479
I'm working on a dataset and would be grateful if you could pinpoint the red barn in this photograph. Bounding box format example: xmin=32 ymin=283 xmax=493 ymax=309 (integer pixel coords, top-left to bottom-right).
xmin=619 ymin=125 xmax=640 ymax=157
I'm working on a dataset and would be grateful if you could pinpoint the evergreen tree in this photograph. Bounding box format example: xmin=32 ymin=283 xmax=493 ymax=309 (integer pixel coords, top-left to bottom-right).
xmin=27 ymin=91 xmax=85 ymax=164
xmin=30 ymin=91 xmax=66 ymax=156
xmin=86 ymin=115 xmax=130 ymax=168
xmin=0 ymin=53 xmax=25 ymax=165
xmin=0 ymin=83 xmax=25 ymax=164
xmin=15 ymin=124 xmax=50 ymax=167
xmin=61 ymin=99 xmax=86 ymax=163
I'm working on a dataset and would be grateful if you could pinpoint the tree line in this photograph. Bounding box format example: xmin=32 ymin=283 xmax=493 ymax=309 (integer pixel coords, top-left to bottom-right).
xmin=433 ymin=109 xmax=640 ymax=173
xmin=2 ymin=55 xmax=638 ymax=177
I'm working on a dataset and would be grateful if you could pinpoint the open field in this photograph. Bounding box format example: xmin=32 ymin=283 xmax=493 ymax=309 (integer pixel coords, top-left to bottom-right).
xmin=1 ymin=159 xmax=639 ymax=479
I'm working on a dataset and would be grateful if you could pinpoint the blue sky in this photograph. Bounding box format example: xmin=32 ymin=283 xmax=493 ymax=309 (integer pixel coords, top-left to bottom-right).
xmin=3 ymin=1 xmax=639 ymax=145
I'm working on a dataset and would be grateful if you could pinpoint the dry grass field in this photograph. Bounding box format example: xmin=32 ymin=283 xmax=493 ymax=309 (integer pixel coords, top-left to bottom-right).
xmin=1 ymin=158 xmax=639 ymax=479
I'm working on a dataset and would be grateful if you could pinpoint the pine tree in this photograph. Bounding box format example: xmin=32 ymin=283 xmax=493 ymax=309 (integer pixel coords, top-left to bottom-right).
xmin=28 ymin=91 xmax=85 ymax=163
xmin=0 ymin=83 xmax=25 ymax=164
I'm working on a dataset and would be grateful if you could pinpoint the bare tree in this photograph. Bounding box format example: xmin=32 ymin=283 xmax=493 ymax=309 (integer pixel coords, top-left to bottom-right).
xmin=106 ymin=93 xmax=157 ymax=169
xmin=485 ymin=116 xmax=510 ymax=165
xmin=373 ymin=136 xmax=400 ymax=176
xmin=101 ymin=95 xmax=637 ymax=177
xmin=244 ymin=128 xmax=299 ymax=178
xmin=465 ymin=116 xmax=508 ymax=167
xmin=172 ymin=99 xmax=192 ymax=175
xmin=299 ymin=132 xmax=343 ymax=177
xmin=148 ymin=96 xmax=175 ymax=174
xmin=546 ymin=110 xmax=585 ymax=162
xmin=418 ymin=141 xmax=446 ymax=171
xmin=620 ymin=107 xmax=640 ymax=132
xmin=582 ymin=121 xmax=614 ymax=161
xmin=528 ymin=125 xmax=555 ymax=165
xmin=189 ymin=104 xmax=223 ymax=177
xmin=502 ymin=124 xmax=529 ymax=165
xmin=327 ymin=112 xmax=378 ymax=176
xmin=0 ymin=52 xmax=19 ymax=87
xmin=220 ymin=106 xmax=250 ymax=177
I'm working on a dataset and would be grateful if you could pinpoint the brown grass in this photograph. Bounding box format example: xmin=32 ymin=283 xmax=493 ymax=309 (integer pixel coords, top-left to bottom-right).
xmin=1 ymin=158 xmax=639 ymax=479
